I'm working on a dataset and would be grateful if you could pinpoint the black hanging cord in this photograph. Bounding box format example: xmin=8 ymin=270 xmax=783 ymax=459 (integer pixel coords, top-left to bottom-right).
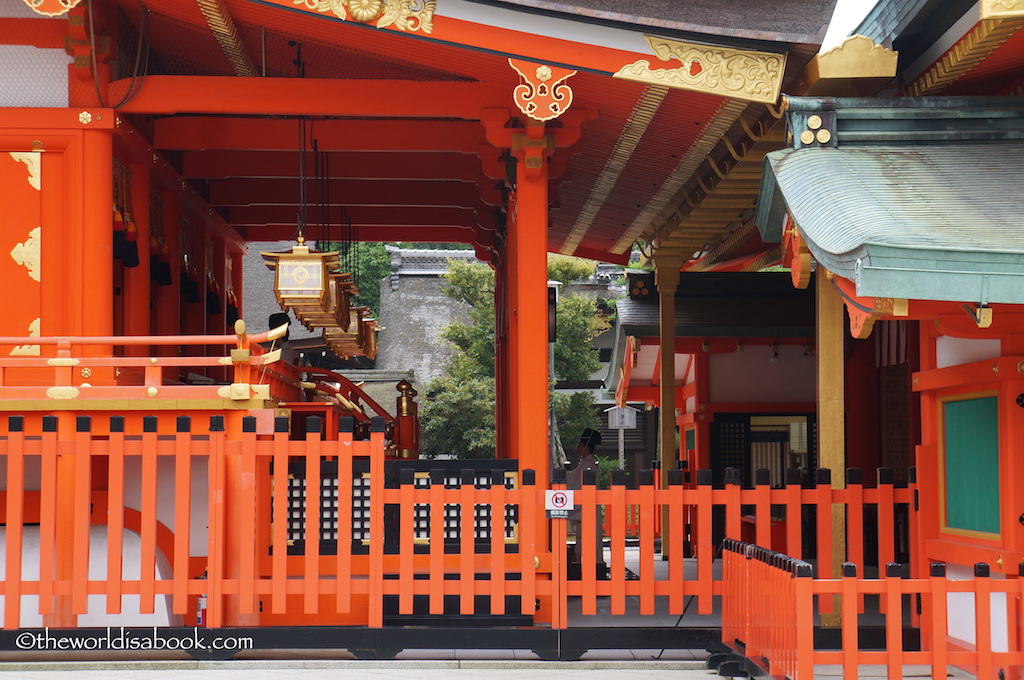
xmin=89 ymin=0 xmax=150 ymax=109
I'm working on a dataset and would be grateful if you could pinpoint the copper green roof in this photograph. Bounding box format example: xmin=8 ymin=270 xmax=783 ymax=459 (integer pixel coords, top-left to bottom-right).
xmin=756 ymin=97 xmax=1024 ymax=305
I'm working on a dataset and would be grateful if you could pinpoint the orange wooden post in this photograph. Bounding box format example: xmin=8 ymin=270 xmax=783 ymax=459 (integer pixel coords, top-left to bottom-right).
xmin=45 ymin=415 xmax=75 ymax=626
xmin=696 ymin=469 xmax=714 ymax=615
xmin=754 ymin=469 xmax=771 ymax=548
xmin=488 ymin=470 xmax=507 ymax=616
xmin=609 ymin=468 xmax=627 ymax=616
xmin=80 ymin=127 xmax=116 ymax=344
xmin=815 ymin=468 xmax=834 ymax=615
xmin=367 ymin=419 xmax=386 ymax=627
xmin=666 ymin=468 xmax=685 ymax=613
xmin=172 ymin=416 xmax=192 ymax=618
xmin=395 ymin=467 xmax=415 ymax=615
xmin=4 ymin=416 xmax=25 ymax=629
xmin=303 ymin=416 xmax=323 ymax=614
xmin=427 ymin=467 xmax=445 ymax=616
xmin=458 ymin=469 xmax=476 ymax=615
xmin=884 ymin=562 xmax=904 ymax=680
xmin=724 ymin=467 xmax=742 ymax=541
xmin=639 ymin=468 xmax=656 ymax=615
xmin=578 ymin=466 xmax=599 ymax=615
xmin=929 ymin=563 xmax=949 ymax=680
xmin=845 ymin=468 xmax=865 ymax=613
xmin=841 ymin=563 xmax=859 ymax=680
xmin=550 ymin=467 xmax=568 ymax=630
xmin=519 ymin=469 xmax=538 ymax=619
xmin=206 ymin=415 xmax=227 ymax=628
xmin=974 ymin=563 xmax=994 ymax=680
xmin=784 ymin=468 xmax=803 ymax=560
xmin=793 ymin=560 xmax=816 ymax=680
xmin=72 ymin=417 xmax=93 ymax=616
xmin=335 ymin=417 xmax=354 ymax=614
xmin=876 ymin=468 xmax=896 ymax=574
xmin=139 ymin=416 xmax=159 ymax=615
xmin=269 ymin=417 xmax=289 ymax=615
xmin=106 ymin=416 xmax=126 ymax=614
xmin=238 ymin=416 xmax=258 ymax=616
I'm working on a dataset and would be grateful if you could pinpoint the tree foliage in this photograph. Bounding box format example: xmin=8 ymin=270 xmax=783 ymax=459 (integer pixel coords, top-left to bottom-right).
xmin=420 ymin=257 xmax=604 ymax=458
xmin=320 ymin=241 xmax=392 ymax=317
xmin=547 ymin=255 xmax=596 ymax=286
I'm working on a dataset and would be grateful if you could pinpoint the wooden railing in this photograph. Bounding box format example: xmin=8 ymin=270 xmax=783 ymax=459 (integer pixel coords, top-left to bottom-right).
xmin=722 ymin=539 xmax=1024 ymax=679
xmin=0 ymin=413 xmax=917 ymax=632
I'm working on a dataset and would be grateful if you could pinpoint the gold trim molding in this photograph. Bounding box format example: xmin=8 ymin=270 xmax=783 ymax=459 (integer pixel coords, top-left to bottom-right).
xmin=614 ymin=35 xmax=786 ymax=104
xmin=47 ymin=386 xmax=80 ymax=400
xmin=905 ymin=14 xmax=1024 ymax=95
xmin=10 ymin=318 xmax=40 ymax=357
xmin=295 ymin=0 xmax=435 ymax=33
xmin=982 ymin=0 xmax=1024 ymax=19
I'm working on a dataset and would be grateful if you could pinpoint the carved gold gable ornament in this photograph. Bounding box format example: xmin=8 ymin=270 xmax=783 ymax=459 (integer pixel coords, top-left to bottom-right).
xmin=295 ymin=0 xmax=436 ymax=33
xmin=615 ymin=35 xmax=786 ymax=104
xmin=509 ymin=59 xmax=577 ymax=121
xmin=22 ymin=0 xmax=83 ymax=17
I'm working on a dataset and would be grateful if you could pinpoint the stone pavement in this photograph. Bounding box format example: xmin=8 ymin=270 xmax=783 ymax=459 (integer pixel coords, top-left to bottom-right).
xmin=0 ymin=660 xmax=715 ymax=679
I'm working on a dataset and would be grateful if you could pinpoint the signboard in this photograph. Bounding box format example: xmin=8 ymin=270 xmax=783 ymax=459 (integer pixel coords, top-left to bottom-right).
xmin=606 ymin=405 xmax=638 ymax=429
xmin=544 ymin=489 xmax=574 ymax=519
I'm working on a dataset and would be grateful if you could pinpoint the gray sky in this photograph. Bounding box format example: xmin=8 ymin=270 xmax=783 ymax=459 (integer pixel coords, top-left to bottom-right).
xmin=821 ymin=0 xmax=880 ymax=50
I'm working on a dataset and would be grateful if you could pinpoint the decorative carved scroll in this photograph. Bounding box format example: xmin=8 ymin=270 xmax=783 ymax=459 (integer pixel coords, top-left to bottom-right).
xmin=615 ymin=35 xmax=786 ymax=104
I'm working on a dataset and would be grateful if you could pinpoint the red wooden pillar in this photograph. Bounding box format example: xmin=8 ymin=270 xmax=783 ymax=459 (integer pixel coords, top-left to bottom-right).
xmin=126 ymin=160 xmax=152 ymax=348
xmin=494 ymin=250 xmax=512 ymax=458
xmin=79 ymin=126 xmax=115 ymax=340
xmin=156 ymin=192 xmax=181 ymax=339
xmin=508 ymin=122 xmax=551 ymax=485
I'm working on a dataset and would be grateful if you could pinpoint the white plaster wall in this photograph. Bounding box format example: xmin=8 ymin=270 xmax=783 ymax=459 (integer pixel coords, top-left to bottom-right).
xmin=122 ymin=455 xmax=210 ymax=557
xmin=0 ymin=526 xmax=179 ymax=627
xmin=709 ymin=344 xmax=816 ymax=404
xmin=945 ymin=563 xmax=1008 ymax=652
xmin=935 ymin=336 xmax=1001 ymax=369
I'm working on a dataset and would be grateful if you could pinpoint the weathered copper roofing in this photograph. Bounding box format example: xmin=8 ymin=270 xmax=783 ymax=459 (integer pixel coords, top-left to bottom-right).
xmin=757 ymin=97 xmax=1024 ymax=305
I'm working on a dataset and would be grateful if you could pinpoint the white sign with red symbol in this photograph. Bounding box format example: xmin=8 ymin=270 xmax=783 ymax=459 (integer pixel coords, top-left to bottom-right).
xmin=545 ymin=489 xmax=574 ymax=518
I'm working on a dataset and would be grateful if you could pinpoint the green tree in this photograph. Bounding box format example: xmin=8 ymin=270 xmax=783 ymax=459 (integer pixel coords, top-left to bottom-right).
xmin=547 ymin=254 xmax=596 ymax=286
xmin=320 ymin=241 xmax=392 ymax=317
xmin=420 ymin=258 xmax=604 ymax=459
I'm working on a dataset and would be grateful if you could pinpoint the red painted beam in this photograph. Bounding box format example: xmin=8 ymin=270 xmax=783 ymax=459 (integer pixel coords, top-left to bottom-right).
xmin=241 ymin=224 xmax=476 ymax=243
xmin=208 ymin=178 xmax=492 ymax=208
xmin=113 ymin=77 xmax=511 ymax=118
xmin=225 ymin=205 xmax=481 ymax=228
xmin=181 ymin=150 xmax=484 ymax=180
xmin=0 ymin=18 xmax=67 ymax=48
xmin=154 ymin=118 xmax=487 ymax=152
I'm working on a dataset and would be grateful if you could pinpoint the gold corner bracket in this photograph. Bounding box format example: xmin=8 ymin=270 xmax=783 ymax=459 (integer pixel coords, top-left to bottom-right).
xmin=509 ymin=59 xmax=577 ymax=122
xmin=614 ymin=35 xmax=786 ymax=104
xmin=981 ymin=0 xmax=1024 ymax=19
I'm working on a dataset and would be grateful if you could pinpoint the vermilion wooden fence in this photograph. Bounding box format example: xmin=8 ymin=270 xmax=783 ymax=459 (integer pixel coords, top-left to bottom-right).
xmin=722 ymin=539 xmax=1024 ymax=680
xmin=0 ymin=412 xmax=918 ymax=633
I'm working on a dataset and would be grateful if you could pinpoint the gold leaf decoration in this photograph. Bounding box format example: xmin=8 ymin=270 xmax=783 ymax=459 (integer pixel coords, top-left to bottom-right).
xmin=11 ymin=226 xmax=41 ymax=283
xmin=615 ymin=35 xmax=786 ymax=104
xmin=10 ymin=318 xmax=41 ymax=356
xmin=9 ymin=152 xmax=40 ymax=191
xmin=378 ymin=0 xmax=435 ymax=33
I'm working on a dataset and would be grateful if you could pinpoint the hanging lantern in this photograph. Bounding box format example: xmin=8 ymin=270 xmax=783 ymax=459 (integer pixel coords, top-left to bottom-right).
xmin=261 ymin=239 xmax=340 ymax=313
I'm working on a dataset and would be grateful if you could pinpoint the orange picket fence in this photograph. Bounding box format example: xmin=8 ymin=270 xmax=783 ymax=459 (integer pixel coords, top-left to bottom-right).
xmin=722 ymin=539 xmax=1024 ymax=680
xmin=0 ymin=410 xmax=918 ymax=634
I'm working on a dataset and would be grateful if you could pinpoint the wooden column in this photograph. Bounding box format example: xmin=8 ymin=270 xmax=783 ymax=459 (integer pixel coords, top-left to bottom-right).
xmin=126 ymin=161 xmax=152 ymax=348
xmin=509 ymin=123 xmax=550 ymax=488
xmin=817 ymin=267 xmax=846 ymax=623
xmin=654 ymin=257 xmax=683 ymax=480
xmin=79 ymin=127 xmax=115 ymax=340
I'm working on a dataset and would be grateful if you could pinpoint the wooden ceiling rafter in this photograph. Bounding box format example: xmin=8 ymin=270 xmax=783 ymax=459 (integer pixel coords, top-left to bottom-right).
xmin=615 ymin=98 xmax=750 ymax=256
xmin=647 ymin=107 xmax=785 ymax=264
xmin=558 ymin=84 xmax=669 ymax=257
